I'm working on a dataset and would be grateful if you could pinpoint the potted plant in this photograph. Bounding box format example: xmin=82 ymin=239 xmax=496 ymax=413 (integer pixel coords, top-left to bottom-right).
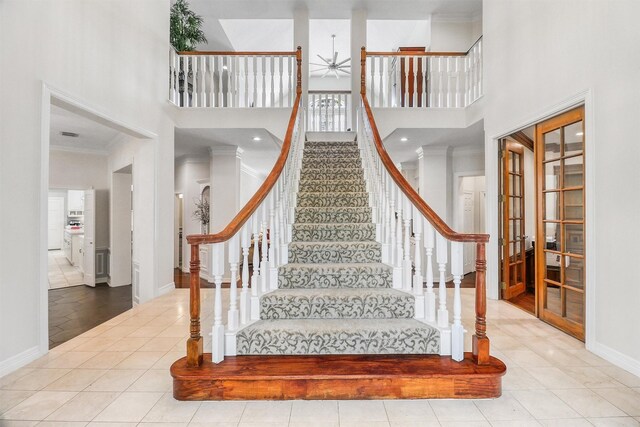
xmin=170 ymin=0 xmax=207 ymax=105
xmin=193 ymin=197 xmax=210 ymax=234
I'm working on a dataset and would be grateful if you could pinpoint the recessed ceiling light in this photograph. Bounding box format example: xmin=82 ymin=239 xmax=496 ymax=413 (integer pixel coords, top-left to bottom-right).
xmin=400 ymin=137 xmax=408 ymax=142
xmin=60 ymin=131 xmax=79 ymax=138
xmin=252 ymin=136 xmax=261 ymax=141
xmin=576 ymin=131 xmax=584 ymax=136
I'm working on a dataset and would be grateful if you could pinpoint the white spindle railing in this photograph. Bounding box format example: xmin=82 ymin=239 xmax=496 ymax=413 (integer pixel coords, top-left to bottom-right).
xmin=206 ymin=103 xmax=303 ymax=363
xmin=306 ymin=91 xmax=352 ymax=132
xmin=169 ymin=49 xmax=298 ymax=108
xmin=364 ymin=37 xmax=483 ymax=109
xmin=358 ymin=104 xmax=471 ymax=362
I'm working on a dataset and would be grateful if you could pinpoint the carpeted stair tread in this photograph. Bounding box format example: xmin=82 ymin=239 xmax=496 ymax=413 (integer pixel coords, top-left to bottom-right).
xmin=295 ymin=207 xmax=371 ymax=223
xmin=288 ymin=241 xmax=381 ymax=263
xmin=297 ymin=192 xmax=369 ymax=208
xmin=302 ymin=158 xmax=362 ymax=169
xmin=298 ymin=179 xmax=367 ymax=193
xmin=278 ymin=262 xmax=392 ymax=289
xmin=300 ymin=168 xmax=364 ymax=180
xmin=292 ymin=223 xmax=376 ymax=242
xmin=236 ymin=318 xmax=440 ymax=355
xmin=304 ymin=141 xmax=358 ymax=148
xmin=260 ymin=288 xmax=414 ymax=319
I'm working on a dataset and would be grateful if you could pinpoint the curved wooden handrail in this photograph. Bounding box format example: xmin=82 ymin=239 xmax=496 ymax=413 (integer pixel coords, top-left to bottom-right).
xmin=360 ymin=93 xmax=489 ymax=244
xmin=178 ymin=50 xmax=298 ymax=56
xmin=186 ymin=47 xmax=302 ymax=245
xmin=365 ymin=36 xmax=482 ymax=58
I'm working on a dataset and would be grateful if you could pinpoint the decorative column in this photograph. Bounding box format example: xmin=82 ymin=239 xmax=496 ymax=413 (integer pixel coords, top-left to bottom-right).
xmin=351 ymin=8 xmax=367 ymax=127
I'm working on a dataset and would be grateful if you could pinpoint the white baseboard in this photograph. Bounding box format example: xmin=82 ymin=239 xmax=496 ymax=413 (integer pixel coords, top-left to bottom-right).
xmin=0 ymin=346 xmax=42 ymax=378
xmin=159 ymin=281 xmax=176 ymax=296
xmin=589 ymin=341 xmax=640 ymax=379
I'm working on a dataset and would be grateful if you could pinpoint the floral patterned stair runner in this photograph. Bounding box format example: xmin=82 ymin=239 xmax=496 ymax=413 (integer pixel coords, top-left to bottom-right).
xmin=236 ymin=137 xmax=440 ymax=355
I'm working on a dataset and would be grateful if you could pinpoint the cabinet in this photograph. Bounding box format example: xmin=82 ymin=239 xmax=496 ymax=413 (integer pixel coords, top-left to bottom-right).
xmin=72 ymin=235 xmax=84 ymax=270
xmin=68 ymin=190 xmax=84 ymax=216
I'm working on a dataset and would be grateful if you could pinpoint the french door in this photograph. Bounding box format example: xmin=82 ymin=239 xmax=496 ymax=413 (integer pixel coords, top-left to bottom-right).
xmin=536 ymin=106 xmax=585 ymax=340
xmin=502 ymin=141 xmax=526 ymax=300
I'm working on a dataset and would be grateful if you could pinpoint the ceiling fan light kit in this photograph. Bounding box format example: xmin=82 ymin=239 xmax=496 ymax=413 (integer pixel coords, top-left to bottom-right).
xmin=310 ymin=34 xmax=351 ymax=78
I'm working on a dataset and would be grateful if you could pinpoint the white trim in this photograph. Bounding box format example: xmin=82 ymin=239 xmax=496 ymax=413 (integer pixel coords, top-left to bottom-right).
xmin=49 ymin=144 xmax=109 ymax=156
xmin=175 ymin=155 xmax=209 ymax=166
xmin=0 ymin=346 xmax=41 ymax=379
xmin=485 ymin=89 xmax=595 ymax=351
xmin=158 ymin=281 xmax=176 ymax=296
xmin=208 ymin=146 xmax=242 ymax=156
xmin=241 ymin=163 xmax=261 ymax=179
xmin=590 ymin=341 xmax=640 ymax=379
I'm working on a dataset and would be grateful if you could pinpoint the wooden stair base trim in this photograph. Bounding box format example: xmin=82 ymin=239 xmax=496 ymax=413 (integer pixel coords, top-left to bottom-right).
xmin=171 ymin=353 xmax=506 ymax=400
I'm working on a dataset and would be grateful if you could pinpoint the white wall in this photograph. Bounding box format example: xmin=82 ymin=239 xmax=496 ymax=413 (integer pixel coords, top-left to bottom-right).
xmin=110 ymin=170 xmax=132 ymax=288
xmin=0 ymin=0 xmax=174 ymax=376
xmin=241 ymin=166 xmax=265 ymax=206
xmin=49 ymin=150 xmax=110 ymax=250
xmin=430 ymin=19 xmax=481 ymax=52
xmin=484 ymin=0 xmax=640 ymax=375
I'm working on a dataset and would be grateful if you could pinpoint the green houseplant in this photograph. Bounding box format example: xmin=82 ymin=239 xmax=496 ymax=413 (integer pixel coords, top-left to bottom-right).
xmin=170 ymin=0 xmax=207 ymax=52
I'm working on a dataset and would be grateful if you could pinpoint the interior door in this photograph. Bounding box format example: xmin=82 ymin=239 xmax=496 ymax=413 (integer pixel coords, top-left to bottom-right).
xmin=502 ymin=141 xmax=527 ymax=299
xmin=462 ymin=190 xmax=476 ymax=274
xmin=48 ymin=197 xmax=65 ymax=250
xmin=83 ymin=189 xmax=96 ymax=287
xmin=536 ymin=106 xmax=585 ymax=341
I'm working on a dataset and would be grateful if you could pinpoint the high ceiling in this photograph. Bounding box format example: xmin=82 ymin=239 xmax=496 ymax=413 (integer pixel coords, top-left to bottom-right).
xmin=49 ymin=105 xmax=121 ymax=154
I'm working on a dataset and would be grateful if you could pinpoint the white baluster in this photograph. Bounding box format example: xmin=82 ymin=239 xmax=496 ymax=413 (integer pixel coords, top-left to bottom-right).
xmin=288 ymin=56 xmax=293 ymax=107
xmin=180 ymin=56 xmax=188 ymax=107
xmin=240 ymin=224 xmax=250 ymax=325
xmin=451 ymin=241 xmax=464 ymax=362
xmin=250 ymin=213 xmax=261 ymax=320
xmin=200 ymin=55 xmax=206 ymax=107
xmin=216 ymin=56 xmax=223 ymax=107
xmin=252 ymin=56 xmax=258 ymax=107
xmin=268 ymin=193 xmax=278 ymax=290
xmin=428 ymin=57 xmax=434 ymax=108
xmin=260 ymin=203 xmax=269 ymax=292
xmin=424 ymin=218 xmax=436 ymax=322
xmin=270 ymin=56 xmax=275 ymax=107
xmin=389 ymin=184 xmax=399 ymax=288
xmin=345 ymin=93 xmax=350 ymax=130
xmin=243 ymin=56 xmax=249 ymax=107
xmin=413 ymin=206 xmax=424 ymax=318
xmin=404 ymin=56 xmax=410 ymax=108
xmin=227 ymin=234 xmax=240 ymax=331
xmin=370 ymin=57 xmax=376 ymax=107
xmin=395 ymin=186 xmax=404 ymax=275
xmin=436 ymin=233 xmax=449 ymax=328
xmin=402 ymin=195 xmax=412 ymax=292
xmin=191 ymin=56 xmax=198 ymax=107
xmin=211 ymin=242 xmax=225 ymax=363
xmin=261 ymin=56 xmax=267 ymax=107
xmin=278 ymin=56 xmax=284 ymax=107
xmin=378 ymin=56 xmax=384 ymax=108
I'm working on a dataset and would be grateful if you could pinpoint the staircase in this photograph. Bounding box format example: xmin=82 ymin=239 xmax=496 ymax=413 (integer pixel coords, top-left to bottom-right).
xmin=236 ymin=135 xmax=440 ymax=355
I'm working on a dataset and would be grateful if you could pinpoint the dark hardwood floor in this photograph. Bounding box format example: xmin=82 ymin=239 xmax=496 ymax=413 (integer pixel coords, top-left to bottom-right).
xmin=49 ymin=284 xmax=132 ymax=348
xmin=507 ymin=290 xmax=536 ymax=314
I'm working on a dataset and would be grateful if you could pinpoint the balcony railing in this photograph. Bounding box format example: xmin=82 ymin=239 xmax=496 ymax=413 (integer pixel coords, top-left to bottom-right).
xmin=306 ymin=90 xmax=353 ymax=132
xmin=362 ymin=37 xmax=482 ymax=109
xmin=169 ymin=48 xmax=300 ymax=108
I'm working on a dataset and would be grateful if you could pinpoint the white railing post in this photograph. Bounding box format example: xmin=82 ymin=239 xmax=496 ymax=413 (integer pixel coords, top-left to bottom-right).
xmin=413 ymin=206 xmax=424 ymax=319
xmin=395 ymin=186 xmax=404 ymax=288
xmin=260 ymin=204 xmax=269 ymax=293
xmin=227 ymin=234 xmax=239 ymax=332
xmin=402 ymin=195 xmax=412 ymax=292
xmin=250 ymin=213 xmax=261 ymax=320
xmin=211 ymin=242 xmax=225 ymax=363
xmin=451 ymin=241 xmax=464 ymax=362
xmin=436 ymin=233 xmax=449 ymax=329
xmin=268 ymin=193 xmax=278 ymax=290
xmin=424 ymin=219 xmax=436 ymax=322
xmin=240 ymin=224 xmax=250 ymax=325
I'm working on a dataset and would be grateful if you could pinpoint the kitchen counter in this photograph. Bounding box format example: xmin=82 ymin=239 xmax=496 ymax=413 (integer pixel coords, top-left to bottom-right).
xmin=64 ymin=227 xmax=84 ymax=235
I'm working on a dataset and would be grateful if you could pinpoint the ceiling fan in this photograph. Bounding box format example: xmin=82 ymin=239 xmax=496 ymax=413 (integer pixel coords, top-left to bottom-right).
xmin=311 ymin=34 xmax=351 ymax=78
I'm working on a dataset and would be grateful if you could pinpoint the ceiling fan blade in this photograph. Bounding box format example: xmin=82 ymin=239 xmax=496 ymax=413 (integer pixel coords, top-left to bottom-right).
xmin=317 ymin=54 xmax=331 ymax=65
xmin=336 ymin=58 xmax=351 ymax=66
xmin=332 ymin=69 xmax=340 ymax=79
xmin=337 ymin=64 xmax=351 ymax=69
xmin=337 ymin=68 xmax=350 ymax=74
xmin=310 ymin=62 xmax=329 ymax=67
xmin=321 ymin=68 xmax=331 ymax=78
xmin=333 ymin=52 xmax=338 ymax=64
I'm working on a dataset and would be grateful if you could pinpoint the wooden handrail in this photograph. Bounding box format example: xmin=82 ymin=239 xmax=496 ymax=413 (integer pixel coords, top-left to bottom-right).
xmin=364 ymin=36 xmax=482 ymax=58
xmin=186 ymin=47 xmax=302 ymax=246
xmin=177 ymin=50 xmax=298 ymax=56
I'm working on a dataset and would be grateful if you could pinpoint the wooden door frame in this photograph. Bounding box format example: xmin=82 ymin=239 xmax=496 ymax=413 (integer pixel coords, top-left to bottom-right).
xmin=535 ymin=106 xmax=586 ymax=341
xmin=501 ymin=140 xmax=527 ymax=300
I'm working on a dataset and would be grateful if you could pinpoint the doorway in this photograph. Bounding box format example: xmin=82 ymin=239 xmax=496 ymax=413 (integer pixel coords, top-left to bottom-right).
xmin=456 ymin=175 xmax=486 ymax=278
xmin=499 ymin=105 xmax=586 ymax=340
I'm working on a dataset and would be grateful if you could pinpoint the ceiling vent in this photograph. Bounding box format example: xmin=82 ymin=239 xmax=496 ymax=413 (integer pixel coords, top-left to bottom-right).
xmin=60 ymin=131 xmax=79 ymax=138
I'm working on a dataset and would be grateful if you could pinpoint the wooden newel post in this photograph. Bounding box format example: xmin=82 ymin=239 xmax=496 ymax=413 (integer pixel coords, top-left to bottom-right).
xmin=187 ymin=244 xmax=203 ymax=367
xmin=296 ymin=46 xmax=302 ymax=95
xmin=472 ymin=242 xmax=490 ymax=365
xmin=360 ymin=47 xmax=366 ymax=95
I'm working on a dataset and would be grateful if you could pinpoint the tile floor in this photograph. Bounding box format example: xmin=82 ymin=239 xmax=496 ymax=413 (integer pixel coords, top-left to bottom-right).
xmin=1 ymin=288 xmax=639 ymax=427
xmin=48 ymin=251 xmax=84 ymax=289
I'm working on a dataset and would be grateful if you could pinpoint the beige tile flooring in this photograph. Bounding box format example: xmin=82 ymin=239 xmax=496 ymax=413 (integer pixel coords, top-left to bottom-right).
xmin=48 ymin=251 xmax=84 ymax=289
xmin=1 ymin=288 xmax=639 ymax=426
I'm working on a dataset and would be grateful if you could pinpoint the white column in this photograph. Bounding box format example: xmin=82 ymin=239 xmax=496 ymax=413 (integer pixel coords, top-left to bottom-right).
xmin=209 ymin=146 xmax=243 ymax=281
xmin=211 ymin=242 xmax=225 ymax=363
xmin=351 ymin=8 xmax=367 ymax=128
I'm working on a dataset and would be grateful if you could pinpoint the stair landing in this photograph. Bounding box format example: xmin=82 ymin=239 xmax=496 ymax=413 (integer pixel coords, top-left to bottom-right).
xmin=171 ymin=353 xmax=506 ymax=400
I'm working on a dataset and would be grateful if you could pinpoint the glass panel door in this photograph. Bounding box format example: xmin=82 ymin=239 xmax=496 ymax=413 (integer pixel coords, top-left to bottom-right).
xmin=536 ymin=106 xmax=585 ymax=341
xmin=502 ymin=141 xmax=526 ymax=300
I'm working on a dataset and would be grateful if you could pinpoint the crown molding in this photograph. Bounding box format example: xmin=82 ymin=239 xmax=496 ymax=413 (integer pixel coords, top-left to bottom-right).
xmin=452 ymin=144 xmax=484 ymax=157
xmin=208 ymin=145 xmax=243 ymax=158
xmin=432 ymin=13 xmax=479 ymax=23
xmin=175 ymin=155 xmax=209 ymax=166
xmin=240 ymin=163 xmax=264 ymax=179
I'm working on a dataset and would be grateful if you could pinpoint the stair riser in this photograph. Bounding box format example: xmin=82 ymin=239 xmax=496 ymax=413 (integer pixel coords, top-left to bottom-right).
xmin=279 ymin=265 xmax=392 ymax=289
xmin=288 ymin=244 xmax=381 ymax=264
xmin=300 ymin=169 xmax=364 ymax=180
xmin=292 ymin=224 xmax=376 ymax=242
xmin=303 ymin=151 xmax=361 ymax=159
xmin=305 ymin=141 xmax=358 ymax=149
xmin=260 ymin=293 xmax=415 ymax=319
xmin=298 ymin=181 xmax=367 ymax=193
xmin=295 ymin=208 xmax=371 ymax=224
xmin=297 ymin=193 xmax=369 ymax=208
xmin=236 ymin=327 xmax=440 ymax=355
xmin=302 ymin=159 xmax=362 ymax=169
